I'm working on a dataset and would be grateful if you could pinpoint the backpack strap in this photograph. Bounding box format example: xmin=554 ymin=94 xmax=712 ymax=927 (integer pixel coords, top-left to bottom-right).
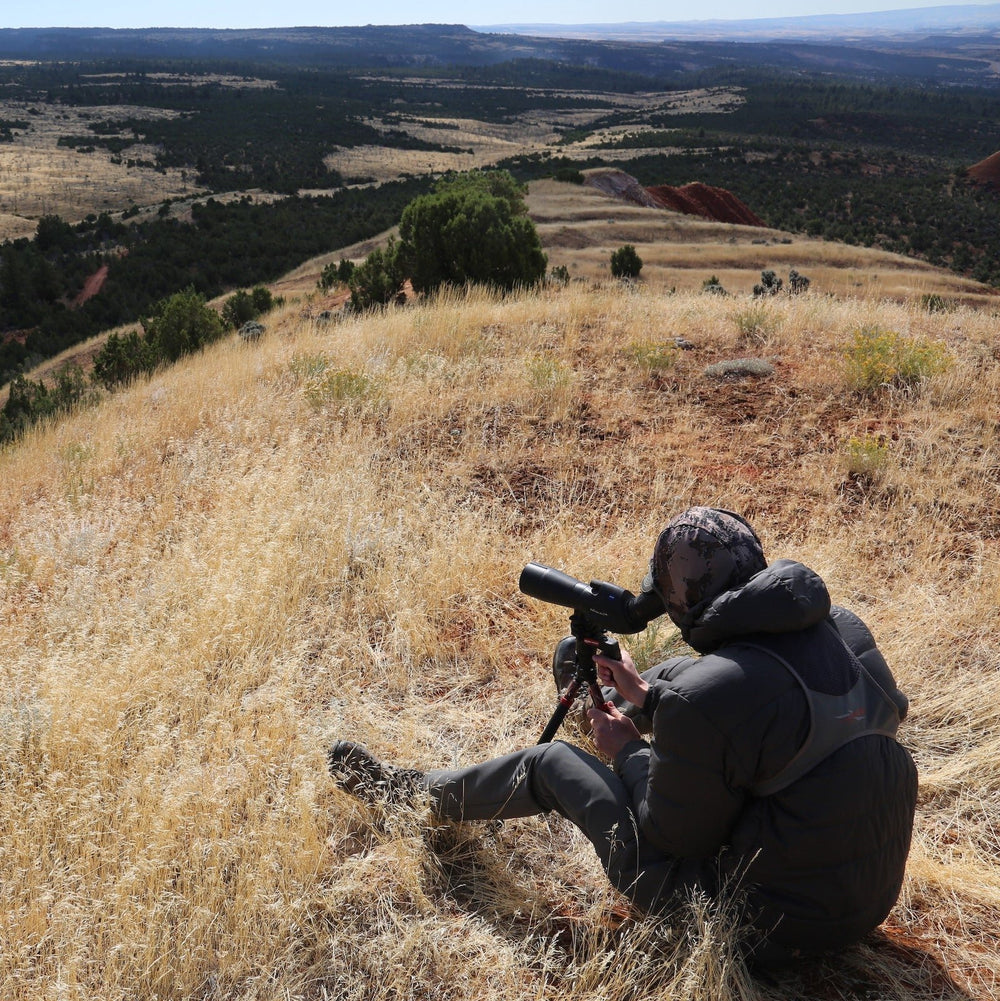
xmin=743 ymin=620 xmax=901 ymax=797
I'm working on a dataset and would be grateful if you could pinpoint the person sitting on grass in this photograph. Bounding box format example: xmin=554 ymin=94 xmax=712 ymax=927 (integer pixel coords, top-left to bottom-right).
xmin=329 ymin=506 xmax=918 ymax=969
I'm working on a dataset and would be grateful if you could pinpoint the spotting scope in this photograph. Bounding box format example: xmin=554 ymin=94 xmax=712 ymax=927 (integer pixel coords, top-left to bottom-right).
xmin=518 ymin=561 xmax=664 ymax=635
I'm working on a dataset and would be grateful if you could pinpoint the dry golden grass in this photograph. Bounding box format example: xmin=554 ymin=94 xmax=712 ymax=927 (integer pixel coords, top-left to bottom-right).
xmin=0 ymin=101 xmax=204 ymax=241
xmin=526 ymin=177 xmax=998 ymax=306
xmin=1 ymin=274 xmax=999 ymax=1000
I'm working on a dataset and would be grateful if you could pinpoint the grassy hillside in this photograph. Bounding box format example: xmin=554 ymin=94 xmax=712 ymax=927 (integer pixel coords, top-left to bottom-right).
xmin=526 ymin=177 xmax=998 ymax=305
xmin=1 ymin=265 xmax=998 ymax=998
xmin=5 ymin=55 xmax=1000 ymax=387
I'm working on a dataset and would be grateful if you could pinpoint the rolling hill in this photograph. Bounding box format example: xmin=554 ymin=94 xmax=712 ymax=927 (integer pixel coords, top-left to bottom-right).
xmin=272 ymin=173 xmax=999 ymax=307
xmin=0 ymin=166 xmax=998 ymax=998
xmin=13 ymin=169 xmax=994 ymax=405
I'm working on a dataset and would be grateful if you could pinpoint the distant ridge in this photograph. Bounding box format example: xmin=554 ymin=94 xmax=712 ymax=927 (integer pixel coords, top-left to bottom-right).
xmin=0 ymin=17 xmax=997 ymax=84
xmin=0 ymin=24 xmax=485 ymax=66
xmin=477 ymin=3 xmax=1000 ymax=40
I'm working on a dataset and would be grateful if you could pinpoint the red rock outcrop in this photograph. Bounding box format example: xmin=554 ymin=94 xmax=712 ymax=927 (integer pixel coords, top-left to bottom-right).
xmin=968 ymin=151 xmax=1000 ymax=189
xmin=584 ymin=168 xmax=764 ymax=226
xmin=585 ymin=169 xmax=661 ymax=207
xmin=646 ymin=182 xmax=765 ymax=226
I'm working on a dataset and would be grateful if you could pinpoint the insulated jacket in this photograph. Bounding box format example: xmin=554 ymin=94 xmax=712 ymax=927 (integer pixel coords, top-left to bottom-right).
xmin=616 ymin=559 xmax=918 ymax=964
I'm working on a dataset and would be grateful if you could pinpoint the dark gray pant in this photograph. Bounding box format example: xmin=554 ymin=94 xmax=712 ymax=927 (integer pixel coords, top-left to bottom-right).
xmin=424 ymin=739 xmax=712 ymax=913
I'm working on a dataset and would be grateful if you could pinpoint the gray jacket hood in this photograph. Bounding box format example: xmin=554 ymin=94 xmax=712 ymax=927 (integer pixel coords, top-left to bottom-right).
xmin=684 ymin=559 xmax=832 ymax=652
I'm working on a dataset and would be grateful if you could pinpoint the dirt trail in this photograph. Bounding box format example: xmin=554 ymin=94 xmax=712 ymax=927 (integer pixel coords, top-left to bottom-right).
xmin=74 ymin=265 xmax=109 ymax=306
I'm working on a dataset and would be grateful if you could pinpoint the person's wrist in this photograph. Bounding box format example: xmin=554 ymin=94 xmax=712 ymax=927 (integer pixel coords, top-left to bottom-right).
xmin=628 ymin=678 xmax=649 ymax=706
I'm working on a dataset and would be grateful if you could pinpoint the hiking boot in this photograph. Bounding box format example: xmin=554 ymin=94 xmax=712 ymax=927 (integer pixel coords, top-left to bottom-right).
xmin=327 ymin=740 xmax=424 ymax=804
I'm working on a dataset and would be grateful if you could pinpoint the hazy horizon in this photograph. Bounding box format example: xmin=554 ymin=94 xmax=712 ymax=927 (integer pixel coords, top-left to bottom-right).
xmin=3 ymin=0 xmax=995 ymax=31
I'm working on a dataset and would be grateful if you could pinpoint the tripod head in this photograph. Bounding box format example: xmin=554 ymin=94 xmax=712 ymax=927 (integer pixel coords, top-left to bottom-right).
xmin=536 ymin=611 xmax=622 ymax=744
xmin=565 ymin=610 xmax=621 ymax=685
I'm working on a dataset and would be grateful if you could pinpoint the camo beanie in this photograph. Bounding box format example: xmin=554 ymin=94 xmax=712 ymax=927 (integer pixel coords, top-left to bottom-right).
xmin=644 ymin=507 xmax=767 ymax=632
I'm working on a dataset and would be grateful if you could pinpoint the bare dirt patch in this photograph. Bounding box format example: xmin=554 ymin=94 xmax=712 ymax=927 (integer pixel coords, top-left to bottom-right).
xmin=968 ymin=150 xmax=1000 ymax=188
xmin=74 ymin=265 xmax=109 ymax=307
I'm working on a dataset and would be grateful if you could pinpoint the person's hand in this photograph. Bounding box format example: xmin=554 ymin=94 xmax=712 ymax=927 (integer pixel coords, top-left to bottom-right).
xmin=592 ymin=646 xmax=649 ymax=708
xmin=587 ymin=703 xmax=643 ymax=759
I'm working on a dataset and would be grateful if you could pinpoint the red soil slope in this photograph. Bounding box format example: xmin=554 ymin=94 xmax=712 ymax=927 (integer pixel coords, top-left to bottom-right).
xmin=646 ymin=182 xmax=766 ymax=227
xmin=968 ymin=151 xmax=1000 ymax=189
xmin=74 ymin=265 xmax=109 ymax=307
xmin=585 ymin=169 xmax=764 ymax=226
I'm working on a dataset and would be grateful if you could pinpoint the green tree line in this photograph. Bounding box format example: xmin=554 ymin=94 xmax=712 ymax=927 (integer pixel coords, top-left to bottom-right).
xmin=0 ymin=179 xmax=430 ymax=388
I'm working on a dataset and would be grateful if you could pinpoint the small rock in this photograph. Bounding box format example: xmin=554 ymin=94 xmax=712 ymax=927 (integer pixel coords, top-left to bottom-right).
xmin=238 ymin=320 xmax=265 ymax=342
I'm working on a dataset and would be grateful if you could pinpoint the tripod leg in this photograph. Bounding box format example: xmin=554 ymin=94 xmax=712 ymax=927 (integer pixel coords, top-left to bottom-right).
xmin=538 ymin=679 xmax=582 ymax=743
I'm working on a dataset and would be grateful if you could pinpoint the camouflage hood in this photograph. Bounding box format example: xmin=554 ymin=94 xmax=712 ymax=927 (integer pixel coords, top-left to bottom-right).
xmin=644 ymin=507 xmax=830 ymax=651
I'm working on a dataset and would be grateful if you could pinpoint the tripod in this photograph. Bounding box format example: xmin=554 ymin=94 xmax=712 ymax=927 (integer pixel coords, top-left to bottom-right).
xmin=538 ymin=611 xmax=620 ymax=743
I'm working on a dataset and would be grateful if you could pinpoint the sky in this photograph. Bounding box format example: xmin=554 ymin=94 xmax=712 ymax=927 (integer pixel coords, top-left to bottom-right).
xmin=2 ymin=0 xmax=991 ymax=30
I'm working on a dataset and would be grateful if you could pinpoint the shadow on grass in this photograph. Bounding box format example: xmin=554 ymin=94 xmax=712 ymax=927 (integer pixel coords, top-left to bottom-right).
xmin=756 ymin=925 xmax=980 ymax=1001
xmin=425 ymin=821 xmax=981 ymax=1001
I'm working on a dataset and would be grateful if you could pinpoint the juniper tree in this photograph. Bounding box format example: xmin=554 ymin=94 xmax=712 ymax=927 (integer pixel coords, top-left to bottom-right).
xmin=610 ymin=244 xmax=643 ymax=279
xmin=397 ymin=170 xmax=547 ymax=294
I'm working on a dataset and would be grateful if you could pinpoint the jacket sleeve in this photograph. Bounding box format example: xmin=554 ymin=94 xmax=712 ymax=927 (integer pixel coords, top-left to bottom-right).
xmin=615 ymin=680 xmax=749 ymax=859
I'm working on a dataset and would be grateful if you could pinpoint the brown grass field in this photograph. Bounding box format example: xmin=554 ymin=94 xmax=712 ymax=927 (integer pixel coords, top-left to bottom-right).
xmin=0 ymin=99 xmax=204 ymax=241
xmin=322 ymin=86 xmax=742 ymax=185
xmin=1 ymin=173 xmax=999 ymax=999
xmin=527 ymin=177 xmax=997 ymax=306
xmin=0 ymin=66 xmax=290 ymax=242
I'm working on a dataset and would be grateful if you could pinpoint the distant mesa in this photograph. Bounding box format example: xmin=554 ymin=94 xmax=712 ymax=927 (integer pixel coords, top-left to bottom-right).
xmin=968 ymin=151 xmax=1000 ymax=190
xmin=584 ymin=168 xmax=765 ymax=226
